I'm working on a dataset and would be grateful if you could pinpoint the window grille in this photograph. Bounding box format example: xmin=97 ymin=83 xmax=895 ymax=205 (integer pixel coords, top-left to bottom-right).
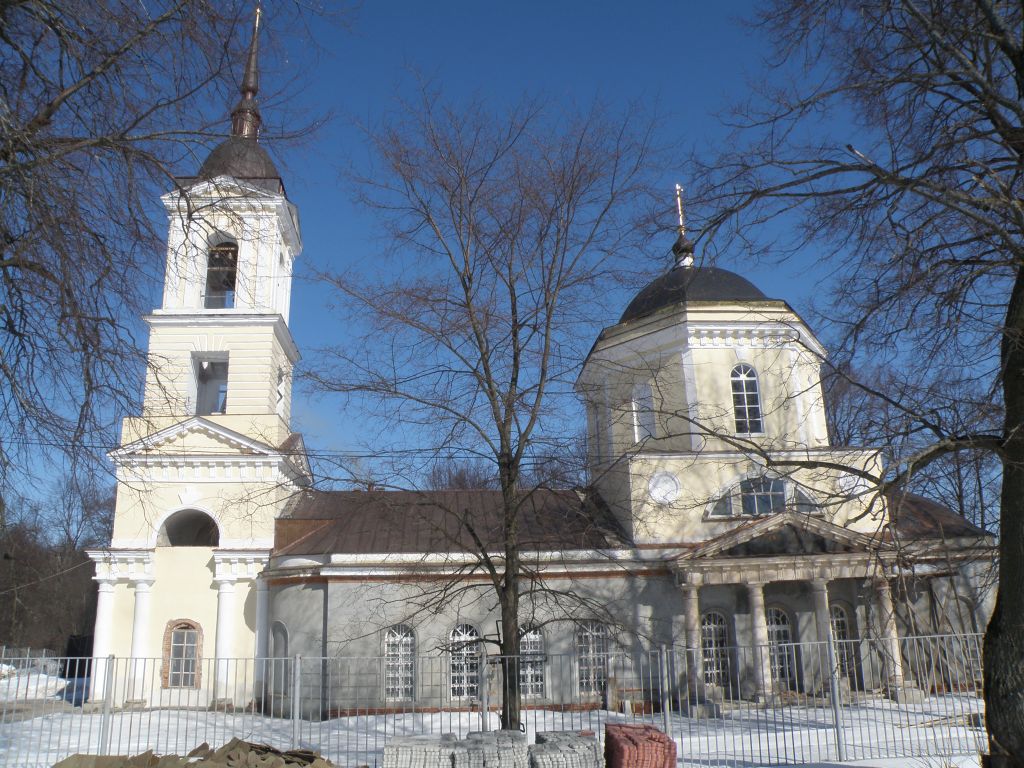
xmin=766 ymin=607 xmax=797 ymax=689
xmin=384 ymin=625 xmax=415 ymax=701
xmin=700 ymin=612 xmax=731 ymax=688
xmin=520 ymin=628 xmax=545 ymax=698
xmin=576 ymin=621 xmax=609 ymax=696
xmin=830 ymin=604 xmax=858 ymax=681
xmin=449 ymin=624 xmax=480 ymax=699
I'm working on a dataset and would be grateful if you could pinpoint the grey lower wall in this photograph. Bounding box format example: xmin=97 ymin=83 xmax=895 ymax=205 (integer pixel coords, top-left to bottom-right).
xmin=264 ymin=570 xmax=993 ymax=715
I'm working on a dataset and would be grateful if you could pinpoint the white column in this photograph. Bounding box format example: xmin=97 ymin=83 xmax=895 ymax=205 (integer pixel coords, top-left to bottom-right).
xmin=215 ymin=579 xmax=236 ymax=697
xmin=875 ymin=578 xmax=905 ymax=688
xmin=128 ymin=579 xmax=154 ymax=700
xmin=811 ymin=579 xmax=831 ymax=642
xmin=91 ymin=580 xmax=116 ymax=704
xmin=681 ymin=583 xmax=704 ymax=701
xmin=130 ymin=580 xmax=154 ymax=657
xmin=810 ymin=578 xmax=832 ymax=693
xmin=747 ymin=582 xmax=773 ymax=700
xmin=254 ymin=579 xmax=269 ymax=690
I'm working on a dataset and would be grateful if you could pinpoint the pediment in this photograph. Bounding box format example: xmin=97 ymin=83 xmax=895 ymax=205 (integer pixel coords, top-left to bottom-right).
xmin=111 ymin=417 xmax=276 ymax=459
xmin=718 ymin=525 xmax=854 ymax=557
xmin=681 ymin=511 xmax=887 ymax=561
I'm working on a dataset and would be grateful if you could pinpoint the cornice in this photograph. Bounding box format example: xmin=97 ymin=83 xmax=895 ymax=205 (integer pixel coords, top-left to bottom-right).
xmin=145 ymin=313 xmax=300 ymax=362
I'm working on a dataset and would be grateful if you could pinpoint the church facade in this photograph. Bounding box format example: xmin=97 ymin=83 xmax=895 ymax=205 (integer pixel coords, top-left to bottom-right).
xmin=88 ymin=24 xmax=994 ymax=714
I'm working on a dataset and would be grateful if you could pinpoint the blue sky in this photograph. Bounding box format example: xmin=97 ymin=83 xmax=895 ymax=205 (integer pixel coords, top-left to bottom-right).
xmin=267 ymin=1 xmax=825 ymax=468
xmin=214 ymin=2 xmax=819 ymax=477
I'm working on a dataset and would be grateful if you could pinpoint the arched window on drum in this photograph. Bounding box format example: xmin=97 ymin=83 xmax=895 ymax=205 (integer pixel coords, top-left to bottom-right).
xmin=730 ymin=364 xmax=763 ymax=434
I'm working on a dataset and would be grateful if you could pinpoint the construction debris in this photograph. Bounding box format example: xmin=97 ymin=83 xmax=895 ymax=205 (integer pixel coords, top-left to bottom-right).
xmin=52 ymin=738 xmax=340 ymax=768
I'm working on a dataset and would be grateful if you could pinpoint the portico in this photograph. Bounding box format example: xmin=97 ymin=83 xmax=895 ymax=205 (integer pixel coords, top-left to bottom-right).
xmin=674 ymin=511 xmax=907 ymax=700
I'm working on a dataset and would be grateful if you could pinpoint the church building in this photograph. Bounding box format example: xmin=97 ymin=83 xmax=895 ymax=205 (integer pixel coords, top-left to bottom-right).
xmin=88 ymin=19 xmax=994 ymax=714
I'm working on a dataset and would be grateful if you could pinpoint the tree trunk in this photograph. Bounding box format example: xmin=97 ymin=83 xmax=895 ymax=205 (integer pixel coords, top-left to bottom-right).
xmin=984 ymin=266 xmax=1024 ymax=766
xmin=499 ymin=592 xmax=521 ymax=731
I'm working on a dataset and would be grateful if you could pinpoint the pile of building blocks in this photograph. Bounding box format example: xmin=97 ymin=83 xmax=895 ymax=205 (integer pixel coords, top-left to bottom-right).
xmin=603 ymin=724 xmax=675 ymax=768
xmin=532 ymin=731 xmax=603 ymax=768
xmin=382 ymin=734 xmax=461 ymax=768
xmin=382 ymin=730 xmax=603 ymax=768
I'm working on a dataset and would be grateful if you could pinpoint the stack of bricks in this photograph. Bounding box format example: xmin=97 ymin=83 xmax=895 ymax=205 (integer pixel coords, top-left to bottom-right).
xmin=531 ymin=731 xmax=603 ymax=768
xmin=603 ymin=725 xmax=675 ymax=768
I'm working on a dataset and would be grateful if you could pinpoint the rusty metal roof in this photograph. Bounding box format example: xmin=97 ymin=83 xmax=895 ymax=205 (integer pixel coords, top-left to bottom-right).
xmin=273 ymin=489 xmax=627 ymax=557
xmin=887 ymin=491 xmax=990 ymax=539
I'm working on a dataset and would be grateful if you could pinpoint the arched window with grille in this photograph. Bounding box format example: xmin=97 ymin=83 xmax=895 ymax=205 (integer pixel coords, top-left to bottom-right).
xmin=576 ymin=621 xmax=609 ymax=696
xmin=700 ymin=612 xmax=731 ymax=689
xmin=520 ymin=627 xmax=545 ymax=698
xmin=162 ymin=619 xmax=202 ymax=689
xmin=449 ymin=624 xmax=481 ymax=699
xmin=384 ymin=624 xmax=416 ymax=701
xmin=731 ymin=364 xmax=763 ymax=434
xmin=829 ymin=604 xmax=859 ymax=684
xmin=766 ymin=607 xmax=797 ymax=690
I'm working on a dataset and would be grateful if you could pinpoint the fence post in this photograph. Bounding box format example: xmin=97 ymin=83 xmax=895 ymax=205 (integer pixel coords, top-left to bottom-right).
xmin=479 ymin=645 xmax=489 ymax=732
xmin=826 ymin=639 xmax=846 ymax=762
xmin=659 ymin=646 xmax=672 ymax=738
xmin=98 ymin=655 xmax=115 ymax=756
xmin=291 ymin=654 xmax=302 ymax=748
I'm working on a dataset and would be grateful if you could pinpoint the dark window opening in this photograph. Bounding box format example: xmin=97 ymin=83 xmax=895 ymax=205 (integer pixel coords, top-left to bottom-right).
xmin=204 ymin=242 xmax=238 ymax=309
xmin=195 ymin=359 xmax=228 ymax=415
xmin=158 ymin=509 xmax=220 ymax=546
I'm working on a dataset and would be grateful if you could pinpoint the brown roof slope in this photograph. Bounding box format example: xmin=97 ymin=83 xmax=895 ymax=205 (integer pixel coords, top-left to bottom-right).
xmin=273 ymin=489 xmax=625 ymax=557
xmin=886 ymin=492 xmax=990 ymax=539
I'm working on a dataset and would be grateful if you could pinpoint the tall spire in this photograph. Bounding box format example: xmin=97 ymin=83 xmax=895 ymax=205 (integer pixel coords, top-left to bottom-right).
xmin=230 ymin=6 xmax=262 ymax=139
xmin=672 ymin=183 xmax=695 ymax=268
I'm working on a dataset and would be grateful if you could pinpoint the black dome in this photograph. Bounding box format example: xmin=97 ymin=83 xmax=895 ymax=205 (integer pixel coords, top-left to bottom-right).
xmin=198 ymin=136 xmax=279 ymax=180
xmin=619 ymin=265 xmax=771 ymax=323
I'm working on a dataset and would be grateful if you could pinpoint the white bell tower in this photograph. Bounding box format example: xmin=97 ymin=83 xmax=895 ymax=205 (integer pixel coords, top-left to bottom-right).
xmin=88 ymin=9 xmax=310 ymax=704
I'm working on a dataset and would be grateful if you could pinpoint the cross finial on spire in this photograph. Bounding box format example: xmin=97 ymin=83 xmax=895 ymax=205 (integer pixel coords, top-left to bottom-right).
xmin=672 ymin=183 xmax=695 ymax=268
xmin=675 ymin=183 xmax=686 ymax=236
xmin=230 ymin=5 xmax=263 ymax=139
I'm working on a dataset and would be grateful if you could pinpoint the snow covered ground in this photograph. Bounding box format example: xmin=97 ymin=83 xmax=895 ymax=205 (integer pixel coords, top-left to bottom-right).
xmin=0 ymin=670 xmax=71 ymax=704
xmin=0 ymin=692 xmax=986 ymax=768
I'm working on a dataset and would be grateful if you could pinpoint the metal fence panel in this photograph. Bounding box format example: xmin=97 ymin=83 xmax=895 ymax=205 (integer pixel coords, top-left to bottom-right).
xmin=0 ymin=633 xmax=987 ymax=768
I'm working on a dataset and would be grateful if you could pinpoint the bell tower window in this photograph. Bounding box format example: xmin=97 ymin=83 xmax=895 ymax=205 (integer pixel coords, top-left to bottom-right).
xmin=194 ymin=356 xmax=228 ymax=415
xmin=204 ymin=242 xmax=238 ymax=309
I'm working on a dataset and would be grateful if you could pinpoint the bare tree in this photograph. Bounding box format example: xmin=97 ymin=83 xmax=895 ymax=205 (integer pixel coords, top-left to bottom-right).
xmin=690 ymin=0 xmax=1024 ymax=759
xmin=0 ymin=476 xmax=115 ymax=651
xmin=0 ymin=1 xmax=323 ymax=496
xmin=310 ymin=91 xmax=662 ymax=727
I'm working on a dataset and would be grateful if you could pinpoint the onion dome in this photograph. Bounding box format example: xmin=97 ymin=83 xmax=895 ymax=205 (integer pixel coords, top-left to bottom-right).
xmin=197 ymin=7 xmax=281 ymax=183
xmin=618 ymin=185 xmax=771 ymax=323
